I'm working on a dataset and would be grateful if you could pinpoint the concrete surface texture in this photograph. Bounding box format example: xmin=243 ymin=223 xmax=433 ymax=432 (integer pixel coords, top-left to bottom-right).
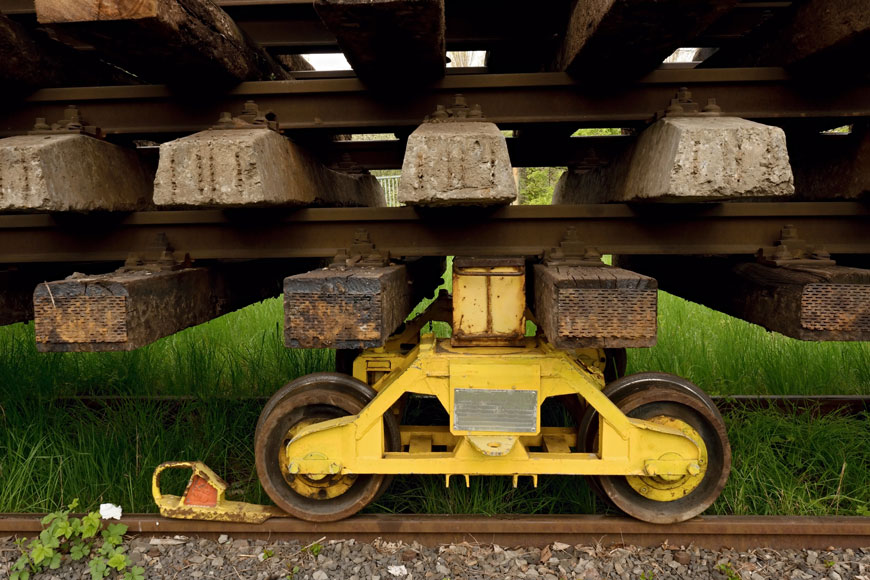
xmin=0 ymin=133 xmax=153 ymax=212
xmin=154 ymin=128 xmax=384 ymax=207
xmin=554 ymin=116 xmax=794 ymax=203
xmin=399 ymin=121 xmax=517 ymax=206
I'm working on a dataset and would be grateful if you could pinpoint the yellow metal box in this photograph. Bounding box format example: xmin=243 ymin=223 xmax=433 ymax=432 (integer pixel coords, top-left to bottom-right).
xmin=452 ymin=257 xmax=525 ymax=346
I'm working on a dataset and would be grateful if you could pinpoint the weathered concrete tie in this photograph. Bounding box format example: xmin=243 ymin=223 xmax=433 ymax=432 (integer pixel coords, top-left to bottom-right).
xmin=154 ymin=110 xmax=384 ymax=208
xmin=0 ymin=131 xmax=153 ymax=212
xmin=399 ymin=95 xmax=517 ymax=206
xmin=554 ymin=115 xmax=794 ymax=203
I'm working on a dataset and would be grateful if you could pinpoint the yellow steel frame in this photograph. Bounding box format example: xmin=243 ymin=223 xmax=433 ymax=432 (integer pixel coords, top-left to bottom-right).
xmin=284 ymin=333 xmax=703 ymax=481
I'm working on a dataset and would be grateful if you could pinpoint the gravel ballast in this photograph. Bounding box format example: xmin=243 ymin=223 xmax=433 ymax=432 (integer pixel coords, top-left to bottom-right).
xmin=2 ymin=534 xmax=869 ymax=580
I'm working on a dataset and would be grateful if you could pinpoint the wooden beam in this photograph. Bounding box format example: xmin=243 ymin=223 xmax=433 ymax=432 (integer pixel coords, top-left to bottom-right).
xmin=533 ymin=264 xmax=657 ymax=348
xmin=617 ymin=256 xmax=870 ymax=342
xmin=284 ymin=265 xmax=411 ymax=349
xmin=34 ymin=0 xmax=292 ymax=88
xmin=0 ymin=14 xmax=132 ymax=96
xmin=314 ymin=0 xmax=445 ymax=87
xmin=702 ymin=0 xmax=870 ymax=77
xmin=555 ymin=0 xmax=737 ymax=80
xmin=33 ymin=260 xmax=305 ymax=352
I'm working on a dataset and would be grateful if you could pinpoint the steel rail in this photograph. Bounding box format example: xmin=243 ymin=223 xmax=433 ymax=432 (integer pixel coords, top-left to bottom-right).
xmin=45 ymin=395 xmax=870 ymax=417
xmin=2 ymin=69 xmax=868 ymax=136
xmin=1 ymin=514 xmax=868 ymax=550
xmin=0 ymin=203 xmax=867 ymax=264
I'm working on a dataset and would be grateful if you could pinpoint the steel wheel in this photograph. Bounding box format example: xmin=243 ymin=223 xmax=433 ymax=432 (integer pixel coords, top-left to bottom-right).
xmin=593 ymin=375 xmax=731 ymax=523
xmin=578 ymin=372 xmax=730 ymax=518
xmin=255 ymin=373 xmax=401 ymax=522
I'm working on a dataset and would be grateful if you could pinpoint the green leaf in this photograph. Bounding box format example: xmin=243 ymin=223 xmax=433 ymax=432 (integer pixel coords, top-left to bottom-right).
xmin=13 ymin=554 xmax=29 ymax=570
xmin=89 ymin=557 xmax=108 ymax=580
xmin=49 ymin=553 xmax=62 ymax=570
xmin=71 ymin=541 xmax=91 ymax=561
xmin=56 ymin=519 xmax=74 ymax=538
xmin=124 ymin=567 xmax=145 ymax=580
xmin=31 ymin=543 xmax=52 ymax=565
xmin=10 ymin=572 xmax=19 ymax=580
xmin=81 ymin=512 xmax=101 ymax=539
xmin=40 ymin=513 xmax=57 ymax=526
xmin=107 ymin=552 xmax=129 ymax=571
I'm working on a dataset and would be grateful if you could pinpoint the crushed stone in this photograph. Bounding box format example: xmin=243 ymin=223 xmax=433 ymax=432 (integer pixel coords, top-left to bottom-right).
xmin=1 ymin=535 xmax=868 ymax=579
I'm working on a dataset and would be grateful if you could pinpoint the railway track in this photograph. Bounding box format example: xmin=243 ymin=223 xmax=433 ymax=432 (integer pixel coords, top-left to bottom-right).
xmin=45 ymin=394 xmax=870 ymax=417
xmin=1 ymin=514 xmax=868 ymax=551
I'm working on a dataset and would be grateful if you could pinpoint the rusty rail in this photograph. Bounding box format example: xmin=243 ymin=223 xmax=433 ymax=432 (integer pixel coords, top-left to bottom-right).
xmin=2 ymin=69 xmax=869 ymax=136
xmin=1 ymin=514 xmax=868 ymax=550
xmin=45 ymin=395 xmax=870 ymax=417
xmin=0 ymin=203 xmax=868 ymax=264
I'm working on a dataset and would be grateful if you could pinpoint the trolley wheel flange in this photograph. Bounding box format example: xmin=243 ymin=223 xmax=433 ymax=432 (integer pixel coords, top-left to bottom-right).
xmin=587 ymin=373 xmax=731 ymax=524
xmin=255 ymin=372 xmax=401 ymax=522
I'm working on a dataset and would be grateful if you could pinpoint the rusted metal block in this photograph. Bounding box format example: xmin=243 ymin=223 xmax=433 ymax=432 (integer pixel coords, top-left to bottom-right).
xmin=730 ymin=263 xmax=870 ymax=341
xmin=534 ymin=265 xmax=657 ymax=349
xmin=617 ymin=256 xmax=870 ymax=342
xmin=284 ymin=266 xmax=410 ymax=349
xmin=452 ymin=257 xmax=526 ymax=347
xmin=34 ymin=269 xmax=214 ymax=352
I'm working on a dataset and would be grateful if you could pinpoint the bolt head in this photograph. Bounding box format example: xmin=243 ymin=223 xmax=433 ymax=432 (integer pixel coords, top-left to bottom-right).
xmin=288 ymin=462 xmax=300 ymax=474
xmin=687 ymin=463 xmax=701 ymax=476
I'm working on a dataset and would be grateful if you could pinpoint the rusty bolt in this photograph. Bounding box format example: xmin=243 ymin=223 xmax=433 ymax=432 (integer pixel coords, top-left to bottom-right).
xmin=33 ymin=117 xmax=50 ymax=131
xmin=771 ymin=244 xmax=792 ymax=261
xmin=780 ymin=224 xmax=799 ymax=240
xmin=217 ymin=111 xmax=233 ymax=124
xmin=703 ymin=98 xmax=721 ymax=113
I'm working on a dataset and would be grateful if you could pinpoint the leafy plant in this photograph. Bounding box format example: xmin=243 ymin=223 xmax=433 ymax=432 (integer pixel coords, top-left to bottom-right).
xmin=10 ymin=499 xmax=144 ymax=580
xmin=307 ymin=542 xmax=323 ymax=557
xmin=715 ymin=562 xmax=740 ymax=580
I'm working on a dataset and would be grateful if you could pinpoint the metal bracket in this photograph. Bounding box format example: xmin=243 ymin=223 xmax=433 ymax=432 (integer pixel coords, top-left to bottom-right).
xmin=757 ymin=224 xmax=836 ymax=267
xmin=424 ymin=93 xmax=486 ymax=123
xmin=29 ymin=105 xmax=102 ymax=138
xmin=212 ymin=100 xmax=279 ymax=131
xmin=123 ymin=233 xmax=191 ymax=272
xmin=330 ymin=229 xmax=391 ymax=267
xmin=542 ymin=227 xmax=605 ymax=266
xmin=657 ymin=87 xmax=723 ymax=120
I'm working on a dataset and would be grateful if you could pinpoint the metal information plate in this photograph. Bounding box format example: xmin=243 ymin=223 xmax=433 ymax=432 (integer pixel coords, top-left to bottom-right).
xmin=452 ymin=388 xmax=538 ymax=433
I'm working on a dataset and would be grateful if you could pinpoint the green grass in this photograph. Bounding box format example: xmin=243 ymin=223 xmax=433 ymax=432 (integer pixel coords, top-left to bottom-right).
xmin=631 ymin=292 xmax=870 ymax=395
xmin=1 ymin=282 xmax=868 ymax=516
